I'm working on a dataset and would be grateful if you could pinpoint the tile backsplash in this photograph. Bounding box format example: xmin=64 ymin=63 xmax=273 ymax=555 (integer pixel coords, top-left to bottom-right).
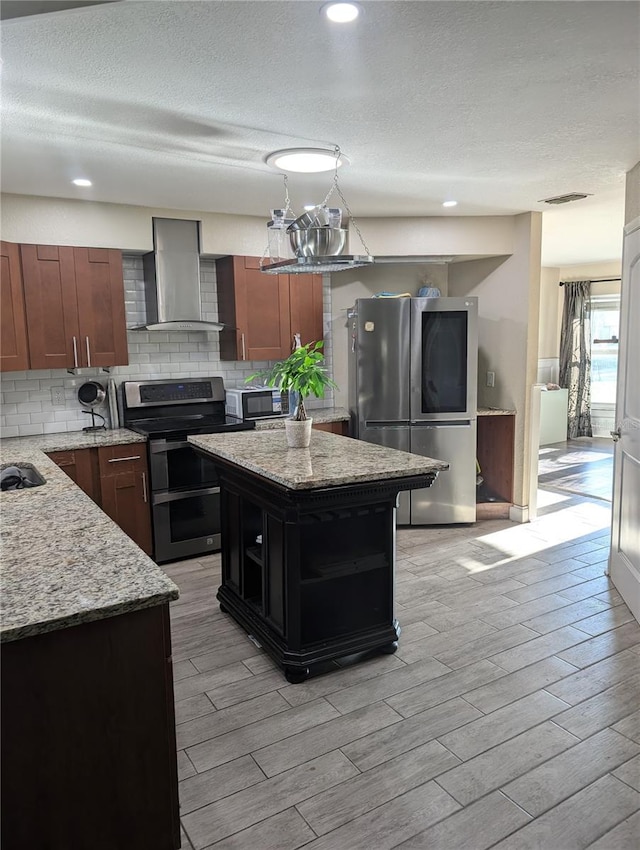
xmin=0 ymin=256 xmax=334 ymax=437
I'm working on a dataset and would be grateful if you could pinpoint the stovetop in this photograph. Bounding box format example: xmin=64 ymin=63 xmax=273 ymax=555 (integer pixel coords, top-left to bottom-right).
xmin=128 ymin=414 xmax=255 ymax=440
xmin=120 ymin=377 xmax=256 ymax=441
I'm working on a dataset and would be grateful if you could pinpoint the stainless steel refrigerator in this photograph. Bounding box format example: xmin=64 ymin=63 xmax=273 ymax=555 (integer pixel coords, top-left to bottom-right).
xmin=349 ymin=297 xmax=478 ymax=524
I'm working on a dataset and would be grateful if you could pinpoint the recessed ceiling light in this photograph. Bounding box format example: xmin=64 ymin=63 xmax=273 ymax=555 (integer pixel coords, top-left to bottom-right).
xmin=72 ymin=178 xmax=92 ymax=187
xmin=266 ymin=147 xmax=349 ymax=173
xmin=322 ymin=2 xmax=361 ymax=23
xmin=442 ymin=200 xmax=458 ymax=208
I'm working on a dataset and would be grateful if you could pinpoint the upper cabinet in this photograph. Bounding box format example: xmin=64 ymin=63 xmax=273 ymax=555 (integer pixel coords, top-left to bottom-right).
xmin=19 ymin=244 xmax=129 ymax=370
xmin=0 ymin=241 xmax=30 ymax=372
xmin=216 ymin=256 xmax=323 ymax=362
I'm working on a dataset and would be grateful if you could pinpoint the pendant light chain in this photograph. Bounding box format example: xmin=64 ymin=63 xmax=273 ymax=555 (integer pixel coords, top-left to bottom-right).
xmin=321 ymin=146 xmax=370 ymax=256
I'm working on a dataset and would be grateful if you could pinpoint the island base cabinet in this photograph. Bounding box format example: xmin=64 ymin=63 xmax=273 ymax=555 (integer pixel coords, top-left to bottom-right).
xmin=1 ymin=604 xmax=180 ymax=850
xmin=217 ymin=476 xmax=401 ymax=682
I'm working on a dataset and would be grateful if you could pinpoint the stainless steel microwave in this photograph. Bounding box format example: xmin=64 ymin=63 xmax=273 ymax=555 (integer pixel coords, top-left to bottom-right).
xmin=225 ymin=387 xmax=290 ymax=420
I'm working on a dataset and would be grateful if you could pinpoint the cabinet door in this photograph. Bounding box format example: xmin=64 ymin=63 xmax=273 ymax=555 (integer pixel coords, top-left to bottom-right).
xmin=0 ymin=241 xmax=29 ymax=372
xmin=289 ymin=273 xmax=324 ymax=347
xmin=99 ymin=445 xmax=152 ymax=555
xmin=217 ymin=256 xmax=291 ymax=361
xmin=47 ymin=448 xmax=101 ymax=505
xmin=74 ymin=248 xmax=128 ymax=368
xmin=21 ymin=244 xmax=79 ymax=370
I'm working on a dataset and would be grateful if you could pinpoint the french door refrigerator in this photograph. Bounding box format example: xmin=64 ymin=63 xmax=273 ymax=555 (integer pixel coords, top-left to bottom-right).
xmin=349 ymin=297 xmax=478 ymax=524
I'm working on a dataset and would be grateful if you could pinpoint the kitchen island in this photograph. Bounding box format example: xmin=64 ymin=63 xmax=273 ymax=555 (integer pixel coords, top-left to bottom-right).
xmin=189 ymin=430 xmax=448 ymax=682
xmin=1 ymin=435 xmax=180 ymax=850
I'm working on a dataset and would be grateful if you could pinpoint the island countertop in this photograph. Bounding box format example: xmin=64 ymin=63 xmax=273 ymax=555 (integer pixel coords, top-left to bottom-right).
xmin=0 ymin=433 xmax=178 ymax=643
xmin=189 ymin=430 xmax=449 ymax=491
xmin=253 ymin=406 xmax=349 ymax=430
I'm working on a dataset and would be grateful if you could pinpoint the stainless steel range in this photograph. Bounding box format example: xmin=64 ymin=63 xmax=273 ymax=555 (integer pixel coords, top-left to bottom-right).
xmin=121 ymin=377 xmax=255 ymax=563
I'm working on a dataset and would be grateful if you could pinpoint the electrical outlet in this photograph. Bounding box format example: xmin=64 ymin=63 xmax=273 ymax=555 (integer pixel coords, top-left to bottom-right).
xmin=486 ymin=371 xmax=496 ymax=388
xmin=51 ymin=386 xmax=66 ymax=406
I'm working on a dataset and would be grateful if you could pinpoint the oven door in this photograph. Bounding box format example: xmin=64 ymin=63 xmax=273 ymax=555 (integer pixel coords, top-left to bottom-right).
xmin=149 ymin=438 xmax=219 ymax=491
xmin=152 ymin=486 xmax=221 ymax=563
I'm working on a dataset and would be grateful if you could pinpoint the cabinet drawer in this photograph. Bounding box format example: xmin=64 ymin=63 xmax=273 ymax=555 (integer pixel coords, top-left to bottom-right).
xmin=47 ymin=449 xmax=76 ymax=469
xmin=98 ymin=444 xmax=147 ymax=477
xmin=47 ymin=447 xmax=101 ymax=505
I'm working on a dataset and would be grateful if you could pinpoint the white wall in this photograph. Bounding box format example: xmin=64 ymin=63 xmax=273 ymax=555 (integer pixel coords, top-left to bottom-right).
xmin=448 ymin=213 xmax=543 ymax=516
xmin=0 ymin=193 xmax=268 ymax=256
xmin=354 ymin=216 xmax=516 ymax=257
xmin=330 ymin=263 xmax=449 ymax=407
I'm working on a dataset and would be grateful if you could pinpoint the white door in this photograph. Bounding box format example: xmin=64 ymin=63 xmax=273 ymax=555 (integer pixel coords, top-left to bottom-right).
xmin=608 ymin=217 xmax=640 ymax=622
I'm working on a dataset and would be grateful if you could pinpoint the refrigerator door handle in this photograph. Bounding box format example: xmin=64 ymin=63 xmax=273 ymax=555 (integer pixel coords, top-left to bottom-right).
xmin=410 ymin=420 xmax=473 ymax=427
xmin=365 ymin=420 xmax=411 ymax=428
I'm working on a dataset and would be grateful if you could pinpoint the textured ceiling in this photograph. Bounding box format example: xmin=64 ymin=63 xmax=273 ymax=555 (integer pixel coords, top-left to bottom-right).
xmin=1 ymin=0 xmax=638 ymax=265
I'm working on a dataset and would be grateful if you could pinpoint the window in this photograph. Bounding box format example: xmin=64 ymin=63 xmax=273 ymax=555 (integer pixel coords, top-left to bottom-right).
xmin=590 ymin=295 xmax=620 ymax=404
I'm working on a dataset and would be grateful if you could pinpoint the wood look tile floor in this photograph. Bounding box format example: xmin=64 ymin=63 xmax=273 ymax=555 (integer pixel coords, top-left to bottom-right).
xmin=166 ymin=454 xmax=639 ymax=850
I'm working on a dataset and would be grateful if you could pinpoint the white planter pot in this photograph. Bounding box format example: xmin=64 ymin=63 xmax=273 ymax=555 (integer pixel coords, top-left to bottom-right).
xmin=285 ymin=418 xmax=313 ymax=448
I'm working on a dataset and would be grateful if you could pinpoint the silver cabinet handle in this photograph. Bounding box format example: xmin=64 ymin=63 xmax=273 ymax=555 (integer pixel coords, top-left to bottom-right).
xmin=107 ymin=455 xmax=142 ymax=463
xmin=610 ymin=427 xmax=622 ymax=442
xmin=72 ymin=336 xmax=79 ymax=368
xmin=85 ymin=336 xmax=92 ymax=367
xmin=141 ymin=471 xmax=148 ymax=503
xmin=241 ymin=332 xmax=246 ymax=361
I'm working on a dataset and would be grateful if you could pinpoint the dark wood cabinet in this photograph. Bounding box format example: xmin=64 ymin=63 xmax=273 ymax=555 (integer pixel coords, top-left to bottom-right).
xmin=46 ymin=448 xmax=101 ymax=505
xmin=312 ymin=420 xmax=349 ymax=436
xmin=289 ymin=272 xmax=324 ymax=348
xmin=1 ymin=604 xmax=180 ymax=850
xmin=0 ymin=241 xmax=30 ymax=373
xmin=216 ymin=255 xmax=323 ymax=361
xmin=208 ymin=453 xmax=435 ymax=682
xmin=20 ymin=243 xmax=128 ymax=370
xmin=476 ymin=412 xmax=516 ymax=520
xmin=98 ymin=444 xmax=153 ymax=555
xmin=47 ymin=444 xmax=153 ymax=555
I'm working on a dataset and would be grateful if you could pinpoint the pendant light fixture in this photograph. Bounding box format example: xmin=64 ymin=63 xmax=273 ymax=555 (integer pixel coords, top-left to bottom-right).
xmin=261 ymin=146 xmax=374 ymax=275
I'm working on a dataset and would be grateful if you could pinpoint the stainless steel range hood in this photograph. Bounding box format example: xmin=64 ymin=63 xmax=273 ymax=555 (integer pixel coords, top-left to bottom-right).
xmin=134 ymin=218 xmax=224 ymax=332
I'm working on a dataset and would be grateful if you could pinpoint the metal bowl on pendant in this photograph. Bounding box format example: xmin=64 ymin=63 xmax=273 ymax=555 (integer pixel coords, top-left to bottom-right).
xmin=289 ymin=227 xmax=347 ymax=257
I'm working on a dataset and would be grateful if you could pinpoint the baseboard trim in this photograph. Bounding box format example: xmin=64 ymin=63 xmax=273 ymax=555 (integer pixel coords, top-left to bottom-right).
xmin=509 ymin=504 xmax=529 ymax=523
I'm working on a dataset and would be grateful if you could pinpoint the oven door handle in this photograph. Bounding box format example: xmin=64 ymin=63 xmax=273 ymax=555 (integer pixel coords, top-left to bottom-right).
xmin=149 ymin=439 xmax=192 ymax=453
xmin=152 ymin=486 xmax=220 ymax=505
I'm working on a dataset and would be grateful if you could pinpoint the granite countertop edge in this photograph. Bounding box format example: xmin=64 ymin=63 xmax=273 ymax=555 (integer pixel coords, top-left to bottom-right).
xmin=254 ymin=406 xmax=350 ymax=430
xmin=190 ymin=430 xmax=449 ymax=491
xmin=0 ymin=429 xmax=178 ymax=644
xmin=477 ymin=407 xmax=516 ymax=416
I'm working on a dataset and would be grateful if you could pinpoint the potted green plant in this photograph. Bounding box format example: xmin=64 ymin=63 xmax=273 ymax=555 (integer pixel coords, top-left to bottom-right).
xmin=246 ymin=341 xmax=337 ymax=448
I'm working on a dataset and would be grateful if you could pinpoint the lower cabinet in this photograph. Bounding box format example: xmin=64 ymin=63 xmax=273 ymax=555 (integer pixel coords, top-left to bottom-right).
xmin=476 ymin=413 xmax=516 ymax=519
xmin=312 ymin=420 xmax=349 ymax=436
xmin=217 ymin=469 xmax=402 ymax=682
xmin=1 ymin=604 xmax=179 ymax=850
xmin=98 ymin=444 xmax=153 ymax=555
xmin=46 ymin=447 xmax=102 ymax=505
xmin=47 ymin=444 xmax=153 ymax=555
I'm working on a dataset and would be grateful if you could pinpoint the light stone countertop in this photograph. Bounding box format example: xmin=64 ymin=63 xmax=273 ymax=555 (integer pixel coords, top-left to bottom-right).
xmin=0 ymin=430 xmax=178 ymax=643
xmin=189 ymin=430 xmax=449 ymax=491
xmin=253 ymin=406 xmax=350 ymax=431
xmin=477 ymin=407 xmax=516 ymax=416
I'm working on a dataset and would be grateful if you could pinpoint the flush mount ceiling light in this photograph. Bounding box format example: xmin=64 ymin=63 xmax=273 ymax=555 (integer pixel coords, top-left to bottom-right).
xmin=72 ymin=178 xmax=92 ymax=187
xmin=322 ymin=2 xmax=361 ymax=23
xmin=442 ymin=200 xmax=458 ymax=208
xmin=266 ymin=148 xmax=350 ymax=173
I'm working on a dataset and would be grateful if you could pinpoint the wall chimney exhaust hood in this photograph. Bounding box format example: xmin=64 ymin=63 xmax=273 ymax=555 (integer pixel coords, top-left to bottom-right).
xmin=134 ymin=218 xmax=224 ymax=332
